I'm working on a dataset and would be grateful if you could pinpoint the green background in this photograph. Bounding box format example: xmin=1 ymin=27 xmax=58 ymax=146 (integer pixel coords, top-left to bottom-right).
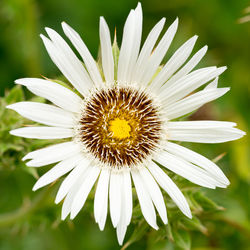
xmin=0 ymin=0 xmax=249 ymax=249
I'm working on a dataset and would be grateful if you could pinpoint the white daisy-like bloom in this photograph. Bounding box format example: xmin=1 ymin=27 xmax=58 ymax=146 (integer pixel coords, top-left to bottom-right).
xmin=8 ymin=3 xmax=245 ymax=245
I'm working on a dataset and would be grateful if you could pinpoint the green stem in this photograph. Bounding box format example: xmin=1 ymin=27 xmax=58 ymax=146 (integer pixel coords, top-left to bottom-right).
xmin=0 ymin=187 xmax=52 ymax=228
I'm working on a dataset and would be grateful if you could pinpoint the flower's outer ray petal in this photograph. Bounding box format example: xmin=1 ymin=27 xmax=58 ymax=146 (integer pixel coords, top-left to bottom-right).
xmin=131 ymin=18 xmax=166 ymax=83
xmin=205 ymin=77 xmax=218 ymax=89
xmin=167 ymin=121 xmax=245 ymax=143
xmin=116 ymin=170 xmax=129 ymax=245
xmin=160 ymin=66 xmax=226 ymax=106
xmin=10 ymin=127 xmax=73 ymax=139
xmin=15 ymin=78 xmax=82 ymax=113
xmin=147 ymin=161 xmax=191 ymax=218
xmin=70 ymin=166 xmax=100 ymax=219
xmin=164 ymin=141 xmax=229 ymax=185
xmin=156 ymin=151 xmax=225 ymax=188
xmin=99 ymin=17 xmax=114 ymax=84
xmin=40 ymin=34 xmax=91 ymax=97
xmin=23 ymin=142 xmax=81 ymax=167
xmin=149 ymin=35 xmax=198 ymax=91
xmin=139 ymin=167 xmax=168 ymax=224
xmin=62 ymin=22 xmax=103 ymax=86
xmin=138 ymin=18 xmax=178 ymax=86
xmin=55 ymin=157 xmax=91 ymax=204
xmin=94 ymin=167 xmax=110 ymax=230
xmin=61 ymin=169 xmax=87 ymax=220
xmin=118 ymin=3 xmax=142 ymax=84
xmin=131 ymin=168 xmax=158 ymax=230
xmin=109 ymin=170 xmax=122 ymax=228
xmin=163 ymin=88 xmax=230 ymax=120
xmin=32 ymin=153 xmax=83 ymax=191
xmin=123 ymin=169 xmax=133 ymax=226
xmin=7 ymin=102 xmax=75 ymax=128
xmin=158 ymin=45 xmax=208 ymax=92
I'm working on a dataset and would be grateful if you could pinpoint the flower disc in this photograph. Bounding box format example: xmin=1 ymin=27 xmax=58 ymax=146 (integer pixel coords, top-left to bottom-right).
xmin=80 ymin=86 xmax=162 ymax=167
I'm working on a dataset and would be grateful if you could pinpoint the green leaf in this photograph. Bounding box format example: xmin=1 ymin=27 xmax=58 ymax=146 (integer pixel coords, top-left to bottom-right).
xmin=173 ymin=230 xmax=191 ymax=250
xmin=112 ymin=32 xmax=120 ymax=81
xmin=5 ymin=85 xmax=24 ymax=104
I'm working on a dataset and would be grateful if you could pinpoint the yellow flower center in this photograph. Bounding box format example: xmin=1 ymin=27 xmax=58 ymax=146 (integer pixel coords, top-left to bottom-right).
xmin=109 ymin=118 xmax=131 ymax=139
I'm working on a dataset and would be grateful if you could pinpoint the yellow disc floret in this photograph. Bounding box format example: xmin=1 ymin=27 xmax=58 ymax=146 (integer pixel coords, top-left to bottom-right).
xmin=109 ymin=118 xmax=131 ymax=139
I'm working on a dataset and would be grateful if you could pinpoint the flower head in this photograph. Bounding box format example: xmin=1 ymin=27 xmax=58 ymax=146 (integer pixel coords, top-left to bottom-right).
xmin=7 ymin=2 xmax=245 ymax=245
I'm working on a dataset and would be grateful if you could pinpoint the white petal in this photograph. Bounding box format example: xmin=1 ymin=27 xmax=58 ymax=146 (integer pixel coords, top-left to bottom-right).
xmin=131 ymin=168 xmax=158 ymax=230
xmin=167 ymin=121 xmax=245 ymax=143
xmin=15 ymin=78 xmax=82 ymax=113
xmin=62 ymin=22 xmax=103 ymax=86
xmin=149 ymin=35 xmax=198 ymax=92
xmin=55 ymin=157 xmax=91 ymax=204
xmin=7 ymin=102 xmax=75 ymax=128
xmin=109 ymin=170 xmax=122 ymax=228
xmin=160 ymin=66 xmax=226 ymax=106
xmin=70 ymin=166 xmax=100 ymax=219
xmin=164 ymin=88 xmax=230 ymax=120
xmin=205 ymin=77 xmax=218 ymax=89
xmin=123 ymin=169 xmax=133 ymax=226
xmin=40 ymin=34 xmax=92 ymax=97
xmin=32 ymin=153 xmax=83 ymax=191
xmin=61 ymin=170 xmax=85 ymax=220
xmin=131 ymin=18 xmax=166 ymax=83
xmin=118 ymin=3 xmax=142 ymax=84
xmin=163 ymin=45 xmax=208 ymax=88
xmin=147 ymin=161 xmax=191 ymax=218
xmin=99 ymin=17 xmax=114 ymax=84
xmin=23 ymin=141 xmax=81 ymax=167
xmin=139 ymin=167 xmax=168 ymax=224
xmin=138 ymin=18 xmax=178 ymax=86
xmin=94 ymin=167 xmax=110 ymax=230
xmin=10 ymin=127 xmax=73 ymax=139
xmin=116 ymin=189 xmax=128 ymax=245
xmin=156 ymin=151 xmax=224 ymax=188
xmin=164 ymin=141 xmax=229 ymax=185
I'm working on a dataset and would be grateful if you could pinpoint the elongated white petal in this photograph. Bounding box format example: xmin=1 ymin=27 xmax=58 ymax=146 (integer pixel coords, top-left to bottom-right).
xmin=7 ymin=102 xmax=75 ymax=128
xmin=94 ymin=167 xmax=110 ymax=230
xmin=164 ymin=141 xmax=229 ymax=185
xmin=164 ymin=88 xmax=230 ymax=120
xmin=40 ymin=34 xmax=91 ymax=97
xmin=147 ymin=161 xmax=191 ymax=218
xmin=10 ymin=127 xmax=73 ymax=139
xmin=160 ymin=66 xmax=226 ymax=106
xmin=123 ymin=169 xmax=133 ymax=226
xmin=61 ymin=170 xmax=86 ymax=220
xmin=70 ymin=166 xmax=100 ymax=219
xmin=163 ymin=46 xmax=208 ymax=88
xmin=131 ymin=18 xmax=166 ymax=83
xmin=32 ymin=153 xmax=82 ymax=191
xmin=149 ymin=35 xmax=198 ymax=91
xmin=24 ymin=142 xmax=81 ymax=167
xmin=116 ymin=184 xmax=128 ymax=245
xmin=15 ymin=78 xmax=82 ymax=113
xmin=156 ymin=151 xmax=224 ymax=188
xmin=109 ymin=170 xmax=122 ymax=228
xmin=99 ymin=17 xmax=114 ymax=84
xmin=62 ymin=22 xmax=103 ymax=86
xmin=131 ymin=168 xmax=158 ymax=230
xmin=139 ymin=167 xmax=168 ymax=224
xmin=55 ymin=157 xmax=91 ymax=204
xmin=168 ymin=121 xmax=245 ymax=143
xmin=138 ymin=18 xmax=178 ymax=86
xmin=118 ymin=3 xmax=142 ymax=84
xmin=205 ymin=77 xmax=218 ymax=89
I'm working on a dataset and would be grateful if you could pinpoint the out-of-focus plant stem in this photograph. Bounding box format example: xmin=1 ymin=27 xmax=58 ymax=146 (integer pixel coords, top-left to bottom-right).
xmin=0 ymin=186 xmax=52 ymax=228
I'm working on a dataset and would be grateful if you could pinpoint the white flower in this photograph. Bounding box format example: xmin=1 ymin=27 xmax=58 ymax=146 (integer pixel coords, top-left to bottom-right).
xmin=7 ymin=2 xmax=245 ymax=245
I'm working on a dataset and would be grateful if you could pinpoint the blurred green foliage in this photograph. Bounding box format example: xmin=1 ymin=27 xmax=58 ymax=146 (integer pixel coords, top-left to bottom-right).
xmin=0 ymin=0 xmax=249 ymax=249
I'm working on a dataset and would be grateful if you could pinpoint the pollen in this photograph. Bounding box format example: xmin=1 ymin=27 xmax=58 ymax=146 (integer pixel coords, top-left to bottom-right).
xmin=109 ymin=118 xmax=131 ymax=139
